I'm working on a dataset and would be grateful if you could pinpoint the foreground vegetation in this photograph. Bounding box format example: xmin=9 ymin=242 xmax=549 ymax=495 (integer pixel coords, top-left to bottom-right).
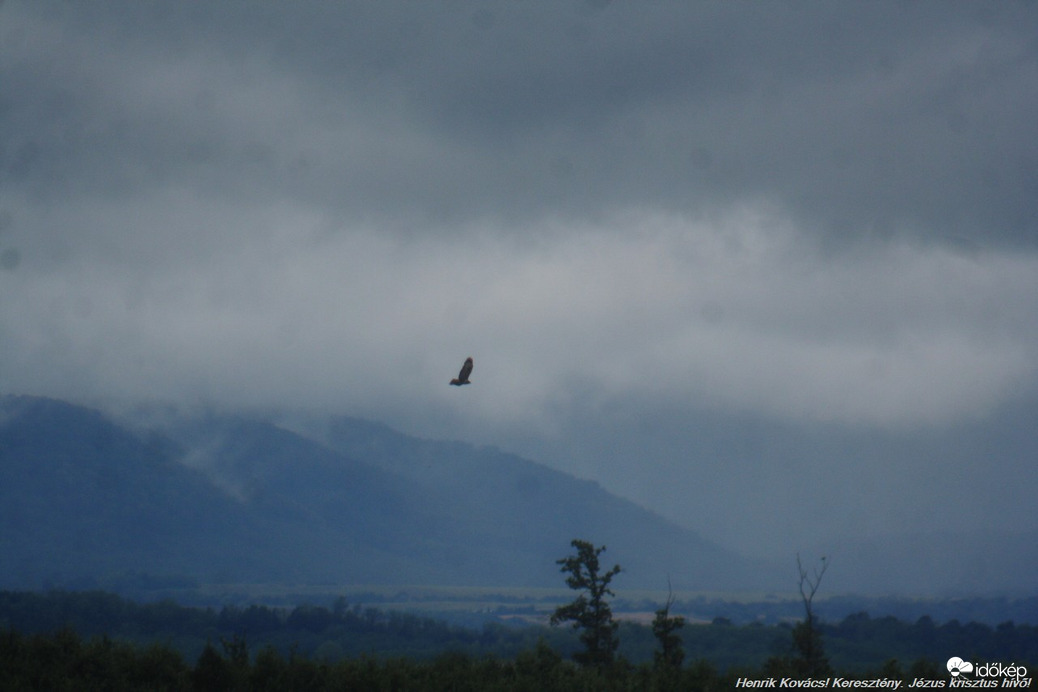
xmin=2 ymin=589 xmax=1035 ymax=690
xmin=7 ymin=628 xmax=711 ymax=691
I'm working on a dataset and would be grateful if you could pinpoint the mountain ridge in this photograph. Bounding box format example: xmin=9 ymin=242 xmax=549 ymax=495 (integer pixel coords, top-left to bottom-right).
xmin=1 ymin=395 xmax=768 ymax=592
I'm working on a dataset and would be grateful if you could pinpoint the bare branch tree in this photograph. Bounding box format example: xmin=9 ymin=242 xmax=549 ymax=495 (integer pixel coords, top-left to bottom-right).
xmin=652 ymin=575 xmax=685 ymax=670
xmin=797 ymin=553 xmax=829 ymax=619
xmin=792 ymin=554 xmax=831 ymax=677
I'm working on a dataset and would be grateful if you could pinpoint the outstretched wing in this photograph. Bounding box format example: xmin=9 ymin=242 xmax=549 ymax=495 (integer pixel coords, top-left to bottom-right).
xmin=458 ymin=357 xmax=474 ymax=382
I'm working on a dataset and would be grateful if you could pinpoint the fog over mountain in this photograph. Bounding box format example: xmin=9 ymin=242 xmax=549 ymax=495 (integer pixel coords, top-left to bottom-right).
xmin=1 ymin=395 xmax=770 ymax=591
xmin=2 ymin=395 xmax=1034 ymax=597
xmin=1 ymin=2 xmax=1036 ymax=594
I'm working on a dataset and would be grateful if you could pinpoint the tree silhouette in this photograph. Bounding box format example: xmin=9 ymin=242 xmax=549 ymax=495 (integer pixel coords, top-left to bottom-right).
xmin=792 ymin=553 xmax=831 ymax=677
xmin=652 ymin=579 xmax=685 ymax=670
xmin=550 ymin=539 xmax=622 ymax=668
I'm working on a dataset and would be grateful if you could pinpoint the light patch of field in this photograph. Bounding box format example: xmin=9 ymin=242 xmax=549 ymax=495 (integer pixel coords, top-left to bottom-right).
xmin=155 ymin=582 xmax=802 ymax=623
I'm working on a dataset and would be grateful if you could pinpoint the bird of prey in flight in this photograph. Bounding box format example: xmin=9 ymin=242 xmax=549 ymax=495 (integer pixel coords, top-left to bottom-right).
xmin=450 ymin=357 xmax=473 ymax=386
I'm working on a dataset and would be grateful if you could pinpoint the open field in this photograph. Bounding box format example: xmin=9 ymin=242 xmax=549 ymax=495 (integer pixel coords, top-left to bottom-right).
xmin=133 ymin=581 xmax=796 ymax=609
xmin=104 ymin=581 xmax=1038 ymax=628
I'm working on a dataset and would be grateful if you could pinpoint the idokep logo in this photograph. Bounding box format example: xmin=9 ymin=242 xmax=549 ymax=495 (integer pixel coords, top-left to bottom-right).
xmin=947 ymin=656 xmax=1029 ymax=683
xmin=946 ymin=657 xmax=974 ymax=677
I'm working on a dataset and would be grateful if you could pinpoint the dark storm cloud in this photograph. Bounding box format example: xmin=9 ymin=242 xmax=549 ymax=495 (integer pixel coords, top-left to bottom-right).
xmin=4 ymin=1 xmax=1036 ymax=242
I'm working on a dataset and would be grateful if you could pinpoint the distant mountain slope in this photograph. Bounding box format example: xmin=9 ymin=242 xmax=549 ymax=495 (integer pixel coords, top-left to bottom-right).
xmin=0 ymin=396 xmax=255 ymax=584
xmin=0 ymin=396 xmax=485 ymax=587
xmin=300 ymin=416 xmax=768 ymax=589
xmin=1 ymin=395 xmax=769 ymax=591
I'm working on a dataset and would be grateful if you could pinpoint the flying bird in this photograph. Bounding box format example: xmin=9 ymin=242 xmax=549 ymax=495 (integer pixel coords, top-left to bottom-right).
xmin=450 ymin=357 xmax=473 ymax=386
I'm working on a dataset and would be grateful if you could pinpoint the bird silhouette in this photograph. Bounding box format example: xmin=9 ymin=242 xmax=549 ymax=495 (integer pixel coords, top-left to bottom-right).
xmin=450 ymin=357 xmax=473 ymax=386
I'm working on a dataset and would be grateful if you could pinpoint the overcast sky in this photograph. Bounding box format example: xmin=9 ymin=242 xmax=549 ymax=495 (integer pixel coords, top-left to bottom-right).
xmin=2 ymin=1 xmax=1036 ymax=564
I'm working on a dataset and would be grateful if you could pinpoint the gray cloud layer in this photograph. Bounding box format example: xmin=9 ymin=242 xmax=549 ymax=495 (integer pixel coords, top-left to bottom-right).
xmin=5 ymin=2 xmax=1037 ymax=240
xmin=2 ymin=1 xmax=1036 ymax=565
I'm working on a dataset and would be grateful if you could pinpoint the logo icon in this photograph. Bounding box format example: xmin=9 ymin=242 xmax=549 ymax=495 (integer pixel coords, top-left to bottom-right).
xmin=947 ymin=657 xmax=974 ymax=677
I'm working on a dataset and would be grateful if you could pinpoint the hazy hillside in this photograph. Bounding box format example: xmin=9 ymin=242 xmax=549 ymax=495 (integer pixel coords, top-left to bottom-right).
xmin=0 ymin=395 xmax=767 ymax=592
xmin=307 ymin=416 xmax=766 ymax=589
xmin=0 ymin=396 xmax=256 ymax=584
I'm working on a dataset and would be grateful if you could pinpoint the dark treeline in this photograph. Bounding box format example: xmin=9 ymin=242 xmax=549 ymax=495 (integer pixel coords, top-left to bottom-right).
xmin=2 ymin=589 xmax=1036 ymax=690
xmin=0 ymin=590 xmax=528 ymax=663
xmin=3 ymin=627 xmax=708 ymax=692
xmin=648 ymin=594 xmax=1038 ymax=628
